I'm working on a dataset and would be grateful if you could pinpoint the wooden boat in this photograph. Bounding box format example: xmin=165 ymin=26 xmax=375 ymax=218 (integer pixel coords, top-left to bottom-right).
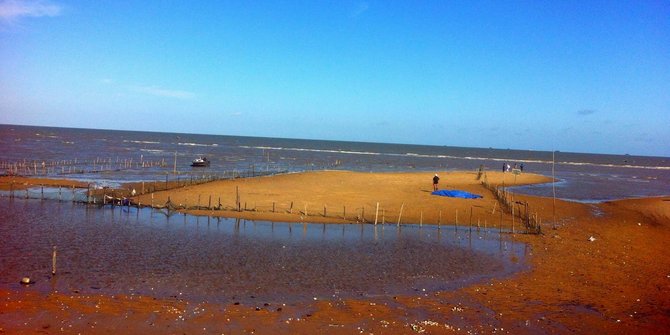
xmin=191 ymin=156 xmax=210 ymax=167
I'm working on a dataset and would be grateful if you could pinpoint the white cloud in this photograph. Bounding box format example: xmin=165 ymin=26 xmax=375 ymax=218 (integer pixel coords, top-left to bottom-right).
xmin=132 ymin=85 xmax=196 ymax=100
xmin=0 ymin=0 xmax=62 ymax=22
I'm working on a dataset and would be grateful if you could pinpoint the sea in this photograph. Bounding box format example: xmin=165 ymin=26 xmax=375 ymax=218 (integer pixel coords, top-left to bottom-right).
xmin=1 ymin=124 xmax=668 ymax=202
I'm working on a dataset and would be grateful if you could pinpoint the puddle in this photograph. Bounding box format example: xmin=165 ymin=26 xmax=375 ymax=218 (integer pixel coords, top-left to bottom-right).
xmin=0 ymin=198 xmax=528 ymax=304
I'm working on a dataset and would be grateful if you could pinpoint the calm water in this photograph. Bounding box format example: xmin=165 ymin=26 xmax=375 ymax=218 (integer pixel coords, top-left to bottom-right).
xmin=1 ymin=124 xmax=669 ymax=201
xmin=0 ymin=199 xmax=525 ymax=304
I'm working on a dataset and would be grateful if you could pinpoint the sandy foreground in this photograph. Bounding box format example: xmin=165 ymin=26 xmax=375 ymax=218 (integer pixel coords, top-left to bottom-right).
xmin=1 ymin=170 xmax=669 ymax=334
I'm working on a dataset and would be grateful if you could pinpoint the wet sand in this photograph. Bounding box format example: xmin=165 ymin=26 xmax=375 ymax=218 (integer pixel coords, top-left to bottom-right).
xmin=1 ymin=171 xmax=669 ymax=334
xmin=0 ymin=176 xmax=88 ymax=191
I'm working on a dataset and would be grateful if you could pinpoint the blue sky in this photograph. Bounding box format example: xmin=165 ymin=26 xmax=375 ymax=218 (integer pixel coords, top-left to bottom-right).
xmin=1 ymin=1 xmax=668 ymax=156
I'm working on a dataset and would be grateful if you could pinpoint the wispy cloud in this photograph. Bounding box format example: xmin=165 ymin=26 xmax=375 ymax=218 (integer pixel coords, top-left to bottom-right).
xmin=350 ymin=2 xmax=369 ymax=18
xmin=0 ymin=0 xmax=62 ymax=22
xmin=577 ymin=109 xmax=596 ymax=116
xmin=132 ymin=85 xmax=196 ymax=100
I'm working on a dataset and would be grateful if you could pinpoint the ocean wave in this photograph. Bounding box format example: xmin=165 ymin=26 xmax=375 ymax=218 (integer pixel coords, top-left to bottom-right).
xmin=237 ymin=145 xmax=670 ymax=171
xmin=123 ymin=140 xmax=161 ymax=144
xmin=139 ymin=149 xmax=164 ymax=153
xmin=557 ymin=161 xmax=670 ymax=170
xmin=178 ymin=142 xmax=219 ymax=147
xmin=239 ymin=145 xmax=382 ymax=156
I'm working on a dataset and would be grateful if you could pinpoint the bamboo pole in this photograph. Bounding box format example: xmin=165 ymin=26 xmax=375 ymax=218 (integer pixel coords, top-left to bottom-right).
xmin=438 ymin=210 xmax=441 ymax=229
xmin=512 ymin=203 xmax=514 ymax=234
xmin=552 ymin=150 xmax=557 ymax=229
xmin=51 ymin=246 xmax=57 ymax=275
xmin=397 ymin=203 xmax=404 ymax=226
xmin=469 ymin=206 xmax=473 ymax=233
xmin=236 ymin=186 xmax=240 ymax=212
xmin=455 ymin=210 xmax=458 ymax=232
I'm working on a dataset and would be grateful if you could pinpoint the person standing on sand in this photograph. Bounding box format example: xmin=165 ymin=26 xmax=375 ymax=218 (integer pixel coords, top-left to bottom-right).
xmin=432 ymin=174 xmax=440 ymax=191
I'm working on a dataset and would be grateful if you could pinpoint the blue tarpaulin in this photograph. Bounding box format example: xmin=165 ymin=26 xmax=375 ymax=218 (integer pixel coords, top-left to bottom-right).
xmin=431 ymin=190 xmax=483 ymax=199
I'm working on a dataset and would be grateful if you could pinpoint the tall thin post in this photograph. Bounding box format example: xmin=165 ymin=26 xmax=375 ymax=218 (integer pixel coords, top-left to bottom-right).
xmin=236 ymin=186 xmax=241 ymax=212
xmin=552 ymin=150 xmax=557 ymax=229
xmin=455 ymin=210 xmax=458 ymax=232
xmin=51 ymin=246 xmax=57 ymax=276
xmin=374 ymin=202 xmax=379 ymax=225
xmin=469 ymin=206 xmax=473 ymax=233
xmin=173 ymin=151 xmax=177 ymax=174
xmin=512 ymin=203 xmax=514 ymax=234
xmin=438 ymin=210 xmax=441 ymax=229
xmin=397 ymin=203 xmax=404 ymax=226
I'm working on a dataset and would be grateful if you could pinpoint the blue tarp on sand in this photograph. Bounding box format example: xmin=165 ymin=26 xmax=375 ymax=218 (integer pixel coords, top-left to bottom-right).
xmin=431 ymin=190 xmax=483 ymax=199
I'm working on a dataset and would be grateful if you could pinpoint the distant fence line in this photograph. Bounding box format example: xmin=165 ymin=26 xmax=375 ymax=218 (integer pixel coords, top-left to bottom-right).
xmin=0 ymin=155 xmax=299 ymax=180
xmin=480 ymin=172 xmax=542 ymax=234
xmin=0 ymin=157 xmax=168 ymax=176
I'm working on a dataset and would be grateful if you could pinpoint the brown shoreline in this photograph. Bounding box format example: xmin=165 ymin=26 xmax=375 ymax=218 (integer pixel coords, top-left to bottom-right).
xmin=1 ymin=171 xmax=669 ymax=334
xmin=0 ymin=176 xmax=89 ymax=191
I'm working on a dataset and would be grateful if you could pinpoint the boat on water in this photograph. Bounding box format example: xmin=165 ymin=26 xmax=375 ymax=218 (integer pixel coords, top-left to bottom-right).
xmin=191 ymin=156 xmax=211 ymax=167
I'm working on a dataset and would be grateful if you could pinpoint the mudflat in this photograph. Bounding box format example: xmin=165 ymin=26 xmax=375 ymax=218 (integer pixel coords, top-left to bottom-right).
xmin=1 ymin=170 xmax=669 ymax=334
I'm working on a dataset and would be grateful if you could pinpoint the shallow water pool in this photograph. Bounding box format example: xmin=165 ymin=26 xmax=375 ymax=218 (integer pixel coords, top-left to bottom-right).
xmin=0 ymin=198 xmax=528 ymax=304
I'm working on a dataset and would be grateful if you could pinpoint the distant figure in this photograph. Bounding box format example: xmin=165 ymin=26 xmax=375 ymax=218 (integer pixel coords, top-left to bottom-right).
xmin=502 ymin=163 xmax=506 ymax=172
xmin=432 ymin=174 xmax=440 ymax=191
xmin=506 ymin=163 xmax=511 ymax=172
xmin=520 ymin=163 xmax=524 ymax=172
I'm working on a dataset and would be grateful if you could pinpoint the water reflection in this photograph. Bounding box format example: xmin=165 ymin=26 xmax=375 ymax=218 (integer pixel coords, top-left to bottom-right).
xmin=0 ymin=199 xmax=527 ymax=304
